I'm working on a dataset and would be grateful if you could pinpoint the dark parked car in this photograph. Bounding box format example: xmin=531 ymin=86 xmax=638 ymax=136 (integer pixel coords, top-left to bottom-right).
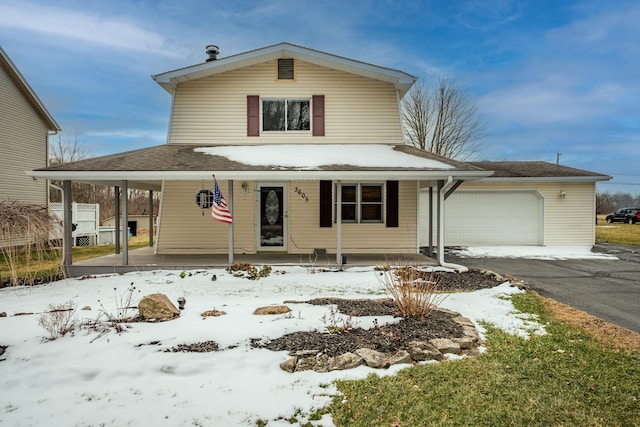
xmin=606 ymin=207 xmax=640 ymax=224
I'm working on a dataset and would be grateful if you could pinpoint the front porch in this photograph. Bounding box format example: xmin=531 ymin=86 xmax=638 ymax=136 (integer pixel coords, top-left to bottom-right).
xmin=68 ymin=246 xmax=437 ymax=276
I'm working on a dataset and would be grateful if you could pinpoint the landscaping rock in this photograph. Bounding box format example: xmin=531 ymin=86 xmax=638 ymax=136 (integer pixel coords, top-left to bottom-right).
xmin=356 ymin=348 xmax=388 ymax=368
xmin=408 ymin=341 xmax=443 ymax=361
xmin=451 ymin=336 xmax=475 ymax=350
xmin=328 ymin=352 xmax=364 ymax=371
xmin=81 ymin=306 xmax=92 ymax=311
xmin=297 ymin=353 xmax=329 ymax=372
xmin=280 ymin=357 xmax=297 ymax=373
xmin=138 ymin=293 xmax=180 ymax=321
xmin=462 ymin=326 xmax=480 ymax=342
xmin=452 ymin=315 xmax=475 ymax=328
xmin=0 ymin=312 xmax=6 ymax=318
xmin=387 ymin=350 xmax=413 ymax=365
xmin=253 ymin=305 xmax=291 ymax=315
xmin=429 ymin=338 xmax=461 ymax=355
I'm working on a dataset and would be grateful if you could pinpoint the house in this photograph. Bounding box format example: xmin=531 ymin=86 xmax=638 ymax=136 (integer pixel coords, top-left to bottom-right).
xmin=0 ymin=45 xmax=60 ymax=205
xmin=28 ymin=43 xmax=608 ymax=274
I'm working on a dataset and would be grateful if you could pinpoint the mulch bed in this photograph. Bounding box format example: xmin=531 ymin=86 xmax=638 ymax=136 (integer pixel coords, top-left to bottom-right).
xmin=155 ymin=268 xmax=506 ymax=355
xmin=251 ymin=268 xmax=505 ymax=356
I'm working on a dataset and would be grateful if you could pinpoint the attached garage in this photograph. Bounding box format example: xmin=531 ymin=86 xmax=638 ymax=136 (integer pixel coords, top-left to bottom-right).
xmin=444 ymin=190 xmax=543 ymax=246
xmin=419 ymin=161 xmax=611 ymax=248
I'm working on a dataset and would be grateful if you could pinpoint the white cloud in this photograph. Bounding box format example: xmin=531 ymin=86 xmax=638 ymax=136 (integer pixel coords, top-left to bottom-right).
xmin=0 ymin=2 xmax=183 ymax=58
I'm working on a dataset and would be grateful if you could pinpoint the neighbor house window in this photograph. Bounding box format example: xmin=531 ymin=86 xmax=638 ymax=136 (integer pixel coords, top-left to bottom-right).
xmin=263 ymin=99 xmax=310 ymax=131
xmin=335 ymin=184 xmax=384 ymax=223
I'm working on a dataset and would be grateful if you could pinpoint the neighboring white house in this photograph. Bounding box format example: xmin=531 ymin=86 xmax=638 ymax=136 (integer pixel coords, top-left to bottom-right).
xmin=0 ymin=45 xmax=60 ymax=205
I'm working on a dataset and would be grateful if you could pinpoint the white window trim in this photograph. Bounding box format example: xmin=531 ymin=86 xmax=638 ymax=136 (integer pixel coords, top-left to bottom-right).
xmin=262 ymin=98 xmax=311 ymax=132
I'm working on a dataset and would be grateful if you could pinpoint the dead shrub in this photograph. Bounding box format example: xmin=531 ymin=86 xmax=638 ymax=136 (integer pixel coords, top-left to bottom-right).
xmin=38 ymin=300 xmax=76 ymax=340
xmin=226 ymin=263 xmax=272 ymax=280
xmin=379 ymin=261 xmax=447 ymax=320
xmin=0 ymin=201 xmax=61 ymax=286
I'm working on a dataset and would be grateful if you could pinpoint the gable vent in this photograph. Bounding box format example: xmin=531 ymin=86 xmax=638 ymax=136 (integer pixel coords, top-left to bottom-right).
xmin=278 ymin=58 xmax=294 ymax=80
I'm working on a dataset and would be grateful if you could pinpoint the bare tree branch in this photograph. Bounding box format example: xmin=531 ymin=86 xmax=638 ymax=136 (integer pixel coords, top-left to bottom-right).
xmin=402 ymin=78 xmax=484 ymax=160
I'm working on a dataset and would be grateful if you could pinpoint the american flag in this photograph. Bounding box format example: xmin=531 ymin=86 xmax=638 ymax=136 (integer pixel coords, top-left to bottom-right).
xmin=211 ymin=178 xmax=233 ymax=224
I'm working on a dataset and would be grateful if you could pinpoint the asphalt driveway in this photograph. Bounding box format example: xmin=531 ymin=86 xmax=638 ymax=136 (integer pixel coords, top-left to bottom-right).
xmin=446 ymin=243 xmax=640 ymax=334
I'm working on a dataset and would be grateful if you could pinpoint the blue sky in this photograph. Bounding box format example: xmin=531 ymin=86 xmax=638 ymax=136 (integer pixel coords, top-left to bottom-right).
xmin=1 ymin=0 xmax=639 ymax=194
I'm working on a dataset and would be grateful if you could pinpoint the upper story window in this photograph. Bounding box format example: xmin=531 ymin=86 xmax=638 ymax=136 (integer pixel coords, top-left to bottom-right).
xmin=263 ymin=99 xmax=310 ymax=131
xmin=278 ymin=58 xmax=295 ymax=80
xmin=248 ymin=95 xmax=323 ymax=137
xmin=335 ymin=184 xmax=384 ymax=223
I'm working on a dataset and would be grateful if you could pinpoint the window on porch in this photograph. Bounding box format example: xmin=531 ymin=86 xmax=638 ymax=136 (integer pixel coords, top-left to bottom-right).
xmin=335 ymin=183 xmax=384 ymax=223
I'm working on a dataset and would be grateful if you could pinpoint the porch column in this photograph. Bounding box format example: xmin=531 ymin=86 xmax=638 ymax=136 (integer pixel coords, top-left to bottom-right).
xmin=336 ymin=180 xmax=342 ymax=265
xmin=61 ymin=180 xmax=73 ymax=273
xmin=148 ymin=190 xmax=154 ymax=247
xmin=428 ymin=186 xmax=434 ymax=257
xmin=436 ymin=180 xmax=444 ymax=260
xmin=114 ymin=186 xmax=120 ymax=254
xmin=228 ymin=180 xmax=234 ymax=265
xmin=121 ymin=180 xmax=129 ymax=266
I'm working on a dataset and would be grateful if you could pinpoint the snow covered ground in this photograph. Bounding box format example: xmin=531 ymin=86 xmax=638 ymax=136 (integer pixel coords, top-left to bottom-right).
xmin=0 ymin=265 xmax=544 ymax=426
xmin=450 ymin=245 xmax=618 ymax=260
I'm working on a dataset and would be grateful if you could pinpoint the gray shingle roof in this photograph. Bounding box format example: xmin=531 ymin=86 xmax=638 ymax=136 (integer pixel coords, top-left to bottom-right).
xmin=39 ymin=144 xmax=483 ymax=173
xmin=469 ymin=161 xmax=610 ymax=179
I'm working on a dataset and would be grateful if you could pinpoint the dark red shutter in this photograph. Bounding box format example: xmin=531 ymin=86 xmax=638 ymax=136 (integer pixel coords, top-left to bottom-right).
xmin=320 ymin=180 xmax=332 ymax=227
xmin=386 ymin=181 xmax=399 ymax=227
xmin=247 ymin=95 xmax=260 ymax=136
xmin=312 ymin=95 xmax=325 ymax=136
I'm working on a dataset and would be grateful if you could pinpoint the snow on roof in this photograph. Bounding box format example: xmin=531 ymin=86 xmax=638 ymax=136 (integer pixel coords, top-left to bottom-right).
xmin=194 ymin=144 xmax=455 ymax=170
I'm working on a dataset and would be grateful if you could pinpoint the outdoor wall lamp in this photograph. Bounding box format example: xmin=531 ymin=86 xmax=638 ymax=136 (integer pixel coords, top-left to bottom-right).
xmin=242 ymin=182 xmax=248 ymax=193
xmin=559 ymin=190 xmax=566 ymax=199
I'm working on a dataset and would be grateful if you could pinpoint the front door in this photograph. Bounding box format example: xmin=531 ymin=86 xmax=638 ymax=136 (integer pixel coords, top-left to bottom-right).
xmin=258 ymin=184 xmax=287 ymax=250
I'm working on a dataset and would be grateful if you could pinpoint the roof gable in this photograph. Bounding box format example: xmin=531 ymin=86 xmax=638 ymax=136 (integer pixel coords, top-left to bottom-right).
xmin=152 ymin=42 xmax=416 ymax=97
xmin=0 ymin=45 xmax=60 ymax=132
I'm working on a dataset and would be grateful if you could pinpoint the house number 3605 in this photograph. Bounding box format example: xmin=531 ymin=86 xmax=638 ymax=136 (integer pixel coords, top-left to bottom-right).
xmin=294 ymin=187 xmax=309 ymax=202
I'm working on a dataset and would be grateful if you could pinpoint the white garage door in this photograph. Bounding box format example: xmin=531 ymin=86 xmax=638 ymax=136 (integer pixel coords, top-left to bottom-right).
xmin=419 ymin=191 xmax=543 ymax=246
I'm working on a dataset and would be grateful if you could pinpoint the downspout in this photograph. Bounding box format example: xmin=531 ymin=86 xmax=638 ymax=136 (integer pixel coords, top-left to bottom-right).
xmin=437 ymin=176 xmax=468 ymax=272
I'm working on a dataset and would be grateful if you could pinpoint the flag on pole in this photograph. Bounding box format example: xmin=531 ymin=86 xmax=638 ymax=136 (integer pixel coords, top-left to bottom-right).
xmin=211 ymin=177 xmax=233 ymax=224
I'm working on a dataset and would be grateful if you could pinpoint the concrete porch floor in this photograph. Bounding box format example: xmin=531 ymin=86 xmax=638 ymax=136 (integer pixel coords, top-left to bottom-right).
xmin=67 ymin=246 xmax=437 ymax=276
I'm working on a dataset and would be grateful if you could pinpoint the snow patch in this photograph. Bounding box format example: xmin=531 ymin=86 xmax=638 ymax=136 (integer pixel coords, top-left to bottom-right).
xmin=451 ymin=245 xmax=618 ymax=260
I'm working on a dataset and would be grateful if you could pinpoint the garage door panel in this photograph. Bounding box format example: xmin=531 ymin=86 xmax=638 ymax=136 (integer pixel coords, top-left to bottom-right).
xmin=444 ymin=191 xmax=542 ymax=246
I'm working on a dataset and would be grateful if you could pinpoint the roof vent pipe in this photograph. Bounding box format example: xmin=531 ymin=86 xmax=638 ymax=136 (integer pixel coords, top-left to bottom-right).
xmin=205 ymin=45 xmax=220 ymax=61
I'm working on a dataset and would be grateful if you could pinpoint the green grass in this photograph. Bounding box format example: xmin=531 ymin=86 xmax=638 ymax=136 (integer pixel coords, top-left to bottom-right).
xmin=0 ymin=235 xmax=151 ymax=285
xmin=596 ymin=216 xmax=640 ymax=245
xmin=327 ymin=291 xmax=640 ymax=427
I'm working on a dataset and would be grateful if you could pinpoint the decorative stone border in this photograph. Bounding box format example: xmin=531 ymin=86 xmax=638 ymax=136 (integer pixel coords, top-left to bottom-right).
xmin=279 ymin=309 xmax=481 ymax=373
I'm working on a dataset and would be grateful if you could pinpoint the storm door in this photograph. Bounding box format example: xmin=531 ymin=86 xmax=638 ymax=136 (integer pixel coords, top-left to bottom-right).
xmin=257 ymin=184 xmax=287 ymax=250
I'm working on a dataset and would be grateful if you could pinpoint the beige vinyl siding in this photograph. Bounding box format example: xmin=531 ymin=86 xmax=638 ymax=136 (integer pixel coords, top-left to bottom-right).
xmin=168 ymin=60 xmax=403 ymax=144
xmin=288 ymin=180 xmax=418 ymax=254
xmin=457 ymin=181 xmax=597 ymax=246
xmin=156 ymin=180 xmax=255 ymax=254
xmin=0 ymin=63 xmax=48 ymax=205
xmin=157 ymin=179 xmax=419 ymax=255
